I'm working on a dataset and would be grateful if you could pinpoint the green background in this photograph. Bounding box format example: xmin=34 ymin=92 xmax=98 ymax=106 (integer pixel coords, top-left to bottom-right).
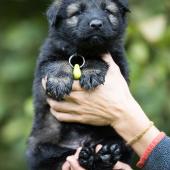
xmin=0 ymin=0 xmax=169 ymax=169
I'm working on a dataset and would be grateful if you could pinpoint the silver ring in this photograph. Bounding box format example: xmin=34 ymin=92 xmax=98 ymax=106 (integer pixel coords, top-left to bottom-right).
xmin=69 ymin=53 xmax=85 ymax=68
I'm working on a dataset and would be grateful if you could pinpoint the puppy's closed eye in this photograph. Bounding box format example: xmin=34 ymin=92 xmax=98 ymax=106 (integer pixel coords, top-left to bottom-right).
xmin=67 ymin=3 xmax=86 ymax=18
xmin=105 ymin=3 xmax=119 ymax=15
xmin=105 ymin=8 xmax=115 ymax=15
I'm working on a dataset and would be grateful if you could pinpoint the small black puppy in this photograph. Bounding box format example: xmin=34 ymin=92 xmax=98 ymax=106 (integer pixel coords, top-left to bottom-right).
xmin=27 ymin=0 xmax=132 ymax=170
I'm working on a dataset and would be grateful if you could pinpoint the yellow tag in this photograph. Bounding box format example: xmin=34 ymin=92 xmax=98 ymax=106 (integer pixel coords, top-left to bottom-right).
xmin=73 ymin=64 xmax=81 ymax=80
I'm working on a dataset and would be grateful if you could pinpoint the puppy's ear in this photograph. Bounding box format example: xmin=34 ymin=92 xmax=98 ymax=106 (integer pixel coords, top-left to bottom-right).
xmin=118 ymin=0 xmax=131 ymax=12
xmin=46 ymin=1 xmax=62 ymax=26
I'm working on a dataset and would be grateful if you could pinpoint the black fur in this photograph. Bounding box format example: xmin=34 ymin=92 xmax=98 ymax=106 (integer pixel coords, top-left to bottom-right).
xmin=27 ymin=0 xmax=132 ymax=169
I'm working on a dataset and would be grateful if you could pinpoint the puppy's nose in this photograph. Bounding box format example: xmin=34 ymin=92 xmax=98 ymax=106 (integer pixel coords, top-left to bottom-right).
xmin=90 ymin=19 xmax=103 ymax=29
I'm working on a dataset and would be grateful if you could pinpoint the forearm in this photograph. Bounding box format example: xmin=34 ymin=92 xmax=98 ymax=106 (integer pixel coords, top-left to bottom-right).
xmin=110 ymin=96 xmax=160 ymax=157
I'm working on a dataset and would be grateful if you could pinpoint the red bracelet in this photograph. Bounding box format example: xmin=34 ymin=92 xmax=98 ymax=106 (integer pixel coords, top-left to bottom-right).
xmin=136 ymin=132 xmax=166 ymax=168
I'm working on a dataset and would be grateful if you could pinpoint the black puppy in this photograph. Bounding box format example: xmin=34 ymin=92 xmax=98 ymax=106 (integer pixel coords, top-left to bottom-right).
xmin=27 ymin=0 xmax=132 ymax=170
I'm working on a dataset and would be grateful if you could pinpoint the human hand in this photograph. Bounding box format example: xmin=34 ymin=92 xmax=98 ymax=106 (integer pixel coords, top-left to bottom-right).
xmin=44 ymin=53 xmax=137 ymax=127
xmin=62 ymin=148 xmax=85 ymax=170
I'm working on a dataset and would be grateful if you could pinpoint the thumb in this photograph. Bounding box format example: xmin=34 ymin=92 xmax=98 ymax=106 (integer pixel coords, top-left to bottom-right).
xmin=74 ymin=147 xmax=82 ymax=159
xmin=102 ymin=53 xmax=120 ymax=73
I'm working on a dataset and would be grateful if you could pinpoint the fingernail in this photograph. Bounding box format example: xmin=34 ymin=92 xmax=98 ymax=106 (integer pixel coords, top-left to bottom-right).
xmin=96 ymin=144 xmax=102 ymax=152
xmin=66 ymin=156 xmax=73 ymax=162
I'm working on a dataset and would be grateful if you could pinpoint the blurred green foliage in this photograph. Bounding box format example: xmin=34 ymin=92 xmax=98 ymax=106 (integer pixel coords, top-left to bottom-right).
xmin=0 ymin=0 xmax=169 ymax=169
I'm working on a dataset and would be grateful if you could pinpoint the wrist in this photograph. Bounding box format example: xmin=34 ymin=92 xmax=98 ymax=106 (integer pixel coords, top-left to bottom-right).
xmin=110 ymin=98 xmax=160 ymax=156
xmin=133 ymin=126 xmax=160 ymax=157
xmin=111 ymin=98 xmax=150 ymax=138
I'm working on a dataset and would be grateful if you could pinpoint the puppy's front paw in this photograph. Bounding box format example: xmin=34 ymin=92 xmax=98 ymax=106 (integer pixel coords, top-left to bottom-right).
xmin=46 ymin=76 xmax=73 ymax=100
xmin=80 ymin=70 xmax=105 ymax=90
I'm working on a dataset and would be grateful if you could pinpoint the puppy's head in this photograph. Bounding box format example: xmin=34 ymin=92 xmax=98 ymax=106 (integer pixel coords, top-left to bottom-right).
xmin=47 ymin=0 xmax=129 ymax=49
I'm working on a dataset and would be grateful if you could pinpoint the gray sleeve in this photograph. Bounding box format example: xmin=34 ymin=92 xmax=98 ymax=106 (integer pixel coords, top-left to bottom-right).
xmin=143 ymin=137 xmax=170 ymax=170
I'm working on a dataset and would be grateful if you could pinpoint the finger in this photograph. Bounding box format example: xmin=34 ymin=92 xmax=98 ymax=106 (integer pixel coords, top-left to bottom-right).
xmin=113 ymin=161 xmax=133 ymax=170
xmin=67 ymin=156 xmax=85 ymax=170
xmin=74 ymin=147 xmax=82 ymax=159
xmin=50 ymin=109 xmax=110 ymax=126
xmin=72 ymin=81 xmax=82 ymax=91
xmin=62 ymin=149 xmax=82 ymax=170
xmin=64 ymin=91 xmax=83 ymax=103
xmin=102 ymin=54 xmax=120 ymax=72
xmin=102 ymin=53 xmax=116 ymax=65
xmin=95 ymin=144 xmax=102 ymax=153
xmin=47 ymin=99 xmax=79 ymax=113
xmin=62 ymin=161 xmax=71 ymax=170
xmin=50 ymin=109 xmax=81 ymax=122
xmin=47 ymin=98 xmax=60 ymax=109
